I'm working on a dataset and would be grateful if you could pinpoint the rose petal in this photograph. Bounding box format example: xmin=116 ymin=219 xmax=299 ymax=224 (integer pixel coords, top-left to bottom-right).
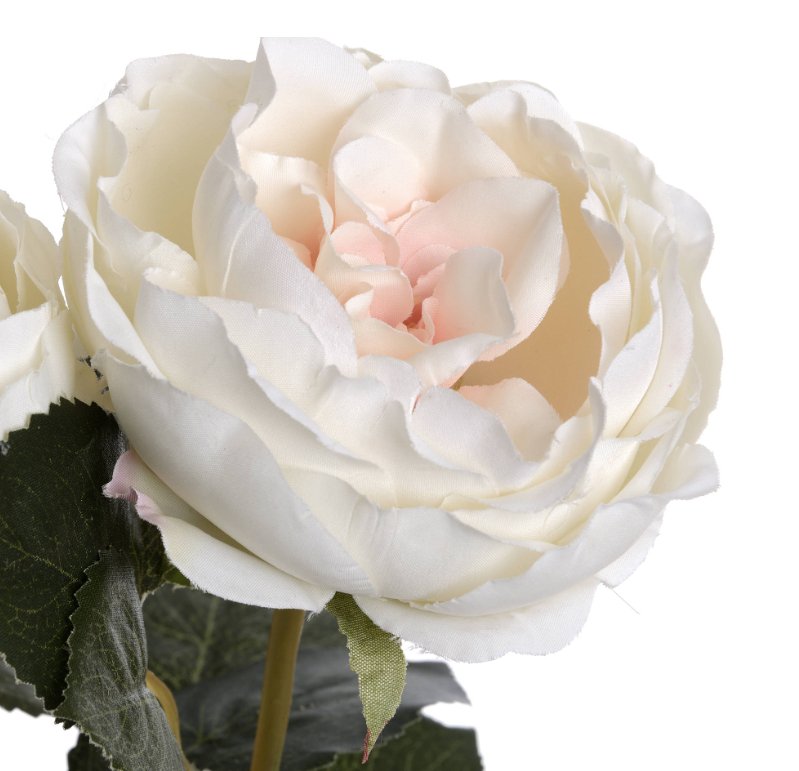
xmin=134 ymin=280 xmax=377 ymax=485
xmin=333 ymin=135 xmax=425 ymax=221
xmin=411 ymin=385 xmax=535 ymax=491
xmin=458 ymin=81 xmax=583 ymax=148
xmin=281 ymin=467 xmax=533 ymax=602
xmin=237 ymin=151 xmax=327 ymax=253
xmin=0 ymin=310 xmax=74 ymax=439
xmin=368 ymin=59 xmax=451 ymax=93
xmin=101 ymin=354 xmax=374 ymax=595
xmin=355 ymin=580 xmax=598 ymax=662
xmin=60 ymin=213 xmax=158 ymax=371
xmin=397 ymin=177 xmax=563 ymax=351
xmin=315 ymin=236 xmax=414 ymax=326
xmin=459 ymin=378 xmax=561 ymax=462
xmin=239 ymin=38 xmax=376 ymax=165
xmin=193 ymin=123 xmax=358 ymax=375
xmin=334 ymin=89 xmax=519 ymax=199
xmin=429 ymin=247 xmax=515 ymax=343
xmin=106 ymin=450 xmax=332 ymax=610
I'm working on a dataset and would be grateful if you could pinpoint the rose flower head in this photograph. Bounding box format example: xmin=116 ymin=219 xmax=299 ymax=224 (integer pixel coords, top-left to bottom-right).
xmin=56 ymin=38 xmax=720 ymax=661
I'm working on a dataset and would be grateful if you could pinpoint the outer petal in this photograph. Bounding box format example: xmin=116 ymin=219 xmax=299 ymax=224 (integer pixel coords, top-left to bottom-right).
xmin=457 ymin=81 xmax=583 ymax=148
xmin=459 ymin=378 xmax=561 ymax=462
xmin=106 ymin=450 xmax=332 ymax=610
xmin=100 ymin=354 xmax=374 ymax=595
xmin=355 ymin=441 xmax=716 ymax=662
xmin=667 ymin=186 xmax=721 ymax=442
xmin=281 ymin=467 xmax=534 ymax=603
xmin=356 ymin=580 xmax=598 ymax=662
xmin=133 ymin=280 xmax=378 ymax=486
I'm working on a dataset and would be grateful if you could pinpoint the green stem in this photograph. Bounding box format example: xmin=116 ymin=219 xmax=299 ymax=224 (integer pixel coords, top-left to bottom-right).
xmin=249 ymin=609 xmax=306 ymax=771
xmin=146 ymin=670 xmax=191 ymax=771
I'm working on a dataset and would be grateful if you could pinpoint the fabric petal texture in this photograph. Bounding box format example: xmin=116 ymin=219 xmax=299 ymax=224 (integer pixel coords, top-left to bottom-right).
xmin=56 ymin=38 xmax=720 ymax=663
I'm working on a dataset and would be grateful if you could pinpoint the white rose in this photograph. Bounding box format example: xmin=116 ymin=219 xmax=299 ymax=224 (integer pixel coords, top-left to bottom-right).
xmin=56 ymin=38 xmax=720 ymax=662
xmin=0 ymin=191 xmax=77 ymax=440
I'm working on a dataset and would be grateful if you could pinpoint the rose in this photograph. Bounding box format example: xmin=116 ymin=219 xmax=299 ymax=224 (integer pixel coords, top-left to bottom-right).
xmin=56 ymin=38 xmax=720 ymax=662
xmin=0 ymin=191 xmax=79 ymax=440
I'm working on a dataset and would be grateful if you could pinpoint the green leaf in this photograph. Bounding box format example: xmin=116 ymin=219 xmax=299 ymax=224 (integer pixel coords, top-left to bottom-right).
xmin=316 ymin=716 xmax=483 ymax=770
xmin=143 ymin=586 xmax=475 ymax=771
xmin=0 ymin=400 xmax=173 ymax=709
xmin=143 ymin=583 xmax=272 ymax=691
xmin=0 ymin=653 xmax=44 ymax=715
xmin=68 ymin=734 xmax=113 ymax=771
xmin=56 ymin=550 xmax=184 ymax=771
xmin=327 ymin=593 xmax=407 ymax=758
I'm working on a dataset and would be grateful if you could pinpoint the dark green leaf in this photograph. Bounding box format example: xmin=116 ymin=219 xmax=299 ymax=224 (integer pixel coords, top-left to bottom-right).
xmin=0 ymin=400 xmax=173 ymax=709
xmin=56 ymin=550 xmax=184 ymax=771
xmin=144 ymin=583 xmax=272 ymax=691
xmin=0 ymin=654 xmax=44 ymax=715
xmin=316 ymin=716 xmax=483 ymax=770
xmin=68 ymin=734 xmax=113 ymax=771
xmin=143 ymin=585 xmax=475 ymax=771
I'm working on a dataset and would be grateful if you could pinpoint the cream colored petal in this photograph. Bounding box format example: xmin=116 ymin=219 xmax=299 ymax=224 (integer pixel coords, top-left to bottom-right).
xmin=238 ymin=151 xmax=327 ymax=252
xmin=281 ymin=467 xmax=533 ymax=603
xmin=0 ymin=310 xmax=75 ymax=440
xmin=428 ymin=247 xmax=515 ymax=343
xmin=355 ymin=580 xmax=598 ymax=662
xmin=397 ymin=177 xmax=563 ymax=352
xmin=461 ymin=81 xmax=582 ymax=146
xmin=334 ymin=89 xmax=519 ymax=199
xmin=106 ymin=450 xmax=332 ymax=610
xmin=333 ymin=135 xmax=424 ymax=221
xmin=134 ymin=280 xmax=376 ymax=485
xmin=368 ymin=60 xmax=451 ymax=93
xmin=0 ymin=305 xmax=51 ymax=389
xmin=60 ymin=213 xmax=157 ymax=370
xmin=579 ymin=122 xmax=673 ymax=215
xmin=198 ymin=295 xmax=327 ymax=408
xmin=315 ymin=236 xmax=414 ymax=326
xmin=239 ymin=38 xmax=376 ymax=165
xmin=667 ymin=185 xmax=721 ymax=442
xmin=193 ymin=123 xmax=357 ymax=376
xmin=588 ymin=250 xmax=633 ymax=377
xmin=0 ymin=190 xmax=61 ymax=310
xmin=101 ymin=355 xmax=374 ymax=595
xmin=106 ymin=58 xmax=250 ymax=254
xmin=459 ymin=378 xmax=561 ymax=462
xmin=411 ymin=385 xmax=535 ymax=492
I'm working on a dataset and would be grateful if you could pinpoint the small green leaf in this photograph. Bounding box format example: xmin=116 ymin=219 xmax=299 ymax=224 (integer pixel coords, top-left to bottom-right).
xmin=56 ymin=550 xmax=184 ymax=771
xmin=0 ymin=654 xmax=44 ymax=715
xmin=68 ymin=734 xmax=112 ymax=771
xmin=316 ymin=716 xmax=483 ymax=770
xmin=326 ymin=593 xmax=407 ymax=759
xmin=0 ymin=400 xmax=173 ymax=710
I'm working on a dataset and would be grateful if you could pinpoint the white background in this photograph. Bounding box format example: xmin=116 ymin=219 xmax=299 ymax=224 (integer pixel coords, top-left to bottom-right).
xmin=1 ymin=1 xmax=796 ymax=769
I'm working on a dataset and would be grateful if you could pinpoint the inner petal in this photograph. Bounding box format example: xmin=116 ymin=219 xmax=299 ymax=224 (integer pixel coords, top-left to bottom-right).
xmin=238 ymin=150 xmax=327 ymax=255
xmin=333 ymin=135 xmax=425 ymax=221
